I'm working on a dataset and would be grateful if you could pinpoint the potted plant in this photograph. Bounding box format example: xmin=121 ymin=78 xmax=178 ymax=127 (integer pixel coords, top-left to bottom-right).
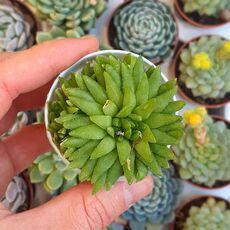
xmin=121 ymin=167 xmax=183 ymax=230
xmin=172 ymin=35 xmax=230 ymax=108
xmin=171 ymin=196 xmax=230 ymax=230
xmin=173 ymin=107 xmax=230 ymax=189
xmin=1 ymin=173 xmax=33 ymax=213
xmin=0 ymin=0 xmax=38 ymax=51
xmin=26 ymin=0 xmax=107 ymax=37
xmin=107 ymin=0 xmax=178 ymax=64
xmin=174 ymin=0 xmax=230 ymax=28
xmin=45 ymin=50 xmax=185 ymax=194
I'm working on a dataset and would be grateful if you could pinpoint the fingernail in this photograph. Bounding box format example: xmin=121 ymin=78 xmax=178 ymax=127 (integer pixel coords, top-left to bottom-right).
xmin=123 ymin=176 xmax=153 ymax=207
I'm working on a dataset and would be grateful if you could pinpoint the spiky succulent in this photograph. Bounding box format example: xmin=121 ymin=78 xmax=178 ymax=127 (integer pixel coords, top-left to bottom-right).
xmin=122 ymin=167 xmax=182 ymax=230
xmin=48 ymin=53 xmax=184 ymax=194
xmin=179 ymin=36 xmax=230 ymax=99
xmin=173 ymin=107 xmax=230 ymax=187
xmin=29 ymin=151 xmax=78 ymax=194
xmin=111 ymin=0 xmax=177 ymax=63
xmin=1 ymin=175 xmax=31 ymax=213
xmin=182 ymin=0 xmax=230 ymax=17
xmin=27 ymin=0 xmax=106 ymax=35
xmin=0 ymin=4 xmax=34 ymax=51
xmin=182 ymin=197 xmax=230 ymax=230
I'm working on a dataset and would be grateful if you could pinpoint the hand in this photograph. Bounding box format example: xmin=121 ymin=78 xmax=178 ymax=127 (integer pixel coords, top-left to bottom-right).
xmin=0 ymin=36 xmax=153 ymax=230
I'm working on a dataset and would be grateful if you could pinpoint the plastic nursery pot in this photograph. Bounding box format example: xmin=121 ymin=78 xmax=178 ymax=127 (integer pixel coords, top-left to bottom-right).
xmin=172 ymin=115 xmax=230 ymax=190
xmin=106 ymin=0 xmax=179 ymax=65
xmin=0 ymin=0 xmax=39 ymax=49
xmin=170 ymin=195 xmax=230 ymax=230
xmin=174 ymin=0 xmax=230 ymax=28
xmin=44 ymin=50 xmax=169 ymax=165
xmin=171 ymin=35 xmax=230 ymax=109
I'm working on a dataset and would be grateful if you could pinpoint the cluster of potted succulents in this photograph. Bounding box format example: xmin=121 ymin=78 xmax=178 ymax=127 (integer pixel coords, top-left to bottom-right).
xmin=173 ymin=107 xmax=230 ymax=188
xmin=174 ymin=0 xmax=230 ymax=27
xmin=108 ymin=0 xmax=178 ymax=64
xmin=46 ymin=51 xmax=184 ymax=194
xmin=0 ymin=0 xmax=37 ymax=51
xmin=172 ymin=35 xmax=230 ymax=107
xmin=172 ymin=196 xmax=230 ymax=230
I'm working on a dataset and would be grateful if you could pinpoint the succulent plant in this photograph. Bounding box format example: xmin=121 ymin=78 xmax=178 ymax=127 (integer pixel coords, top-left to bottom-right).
xmin=122 ymin=168 xmax=182 ymax=230
xmin=0 ymin=4 xmax=34 ymax=52
xmin=173 ymin=107 xmax=230 ymax=187
xmin=179 ymin=36 xmax=230 ymax=99
xmin=1 ymin=175 xmax=30 ymax=213
xmin=112 ymin=0 xmax=177 ymax=62
xmin=182 ymin=0 xmax=230 ymax=17
xmin=47 ymin=53 xmax=184 ymax=194
xmin=27 ymin=0 xmax=107 ymax=35
xmin=29 ymin=151 xmax=78 ymax=194
xmin=182 ymin=197 xmax=230 ymax=230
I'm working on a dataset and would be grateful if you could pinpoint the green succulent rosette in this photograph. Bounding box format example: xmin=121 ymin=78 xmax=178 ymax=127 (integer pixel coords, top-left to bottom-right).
xmin=182 ymin=0 xmax=230 ymax=17
xmin=183 ymin=197 xmax=230 ymax=230
xmin=27 ymin=0 xmax=107 ymax=35
xmin=0 ymin=4 xmax=34 ymax=52
xmin=173 ymin=107 xmax=230 ymax=187
xmin=29 ymin=152 xmax=78 ymax=194
xmin=48 ymin=53 xmax=184 ymax=194
xmin=111 ymin=0 xmax=177 ymax=62
xmin=179 ymin=36 xmax=230 ymax=99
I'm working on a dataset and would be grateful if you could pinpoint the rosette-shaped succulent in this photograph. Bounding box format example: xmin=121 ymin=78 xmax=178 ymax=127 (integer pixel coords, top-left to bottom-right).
xmin=179 ymin=36 xmax=230 ymax=99
xmin=29 ymin=152 xmax=78 ymax=193
xmin=122 ymin=168 xmax=182 ymax=230
xmin=173 ymin=107 xmax=230 ymax=187
xmin=27 ymin=0 xmax=106 ymax=35
xmin=48 ymin=53 xmax=184 ymax=194
xmin=1 ymin=175 xmax=31 ymax=213
xmin=111 ymin=0 xmax=177 ymax=63
xmin=183 ymin=197 xmax=230 ymax=230
xmin=182 ymin=0 xmax=230 ymax=17
xmin=0 ymin=4 xmax=34 ymax=51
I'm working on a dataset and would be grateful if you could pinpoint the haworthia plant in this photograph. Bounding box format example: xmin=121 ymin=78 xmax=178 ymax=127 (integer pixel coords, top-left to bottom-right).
xmin=1 ymin=175 xmax=30 ymax=213
xmin=29 ymin=151 xmax=78 ymax=194
xmin=182 ymin=197 xmax=230 ymax=230
xmin=174 ymin=108 xmax=230 ymax=187
xmin=182 ymin=0 xmax=230 ymax=17
xmin=48 ymin=53 xmax=185 ymax=194
xmin=0 ymin=4 xmax=34 ymax=51
xmin=179 ymin=36 xmax=230 ymax=99
xmin=27 ymin=0 xmax=107 ymax=35
xmin=112 ymin=0 xmax=177 ymax=62
xmin=122 ymin=167 xmax=182 ymax=230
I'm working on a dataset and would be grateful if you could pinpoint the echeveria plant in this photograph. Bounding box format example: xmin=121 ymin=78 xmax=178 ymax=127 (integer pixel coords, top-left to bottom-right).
xmin=112 ymin=0 xmax=177 ymax=62
xmin=173 ymin=107 xmax=230 ymax=187
xmin=47 ymin=53 xmax=184 ymax=193
xmin=179 ymin=36 xmax=230 ymax=99
xmin=27 ymin=0 xmax=107 ymax=35
xmin=122 ymin=167 xmax=182 ymax=230
xmin=0 ymin=4 xmax=34 ymax=51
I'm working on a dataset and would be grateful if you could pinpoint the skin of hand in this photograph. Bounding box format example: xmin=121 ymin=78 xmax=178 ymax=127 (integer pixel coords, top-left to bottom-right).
xmin=0 ymin=36 xmax=153 ymax=230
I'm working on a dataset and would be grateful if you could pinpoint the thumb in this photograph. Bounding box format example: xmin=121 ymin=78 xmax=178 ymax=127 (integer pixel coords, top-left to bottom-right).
xmin=0 ymin=176 xmax=153 ymax=230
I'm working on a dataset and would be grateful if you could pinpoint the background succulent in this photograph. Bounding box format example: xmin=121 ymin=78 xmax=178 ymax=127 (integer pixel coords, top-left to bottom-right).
xmin=48 ymin=53 xmax=184 ymax=194
xmin=1 ymin=175 xmax=31 ymax=213
xmin=179 ymin=36 xmax=230 ymax=99
xmin=182 ymin=197 xmax=230 ymax=230
xmin=0 ymin=4 xmax=34 ymax=51
xmin=29 ymin=151 xmax=78 ymax=194
xmin=27 ymin=0 xmax=107 ymax=35
xmin=122 ymin=167 xmax=182 ymax=230
xmin=173 ymin=108 xmax=230 ymax=187
xmin=112 ymin=0 xmax=177 ymax=62
xmin=182 ymin=0 xmax=230 ymax=17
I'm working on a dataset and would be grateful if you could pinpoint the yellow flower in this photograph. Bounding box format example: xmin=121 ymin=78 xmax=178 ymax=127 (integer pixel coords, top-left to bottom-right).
xmin=183 ymin=107 xmax=207 ymax=127
xmin=189 ymin=114 xmax=202 ymax=126
xmin=223 ymin=41 xmax=230 ymax=51
xmin=192 ymin=52 xmax=212 ymax=70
